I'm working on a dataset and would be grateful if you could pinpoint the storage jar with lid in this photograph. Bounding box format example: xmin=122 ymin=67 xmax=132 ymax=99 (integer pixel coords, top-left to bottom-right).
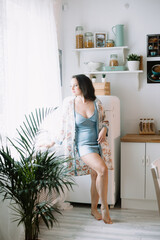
xmin=109 ymin=54 xmax=118 ymax=66
xmin=76 ymin=26 xmax=83 ymax=49
xmin=106 ymin=39 xmax=114 ymax=47
xmin=84 ymin=32 xmax=94 ymax=48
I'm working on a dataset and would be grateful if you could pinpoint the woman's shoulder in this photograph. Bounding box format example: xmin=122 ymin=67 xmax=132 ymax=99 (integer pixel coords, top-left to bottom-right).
xmin=63 ymin=96 xmax=75 ymax=105
xmin=63 ymin=96 xmax=75 ymax=103
xmin=95 ymin=98 xmax=104 ymax=113
xmin=95 ymin=97 xmax=102 ymax=106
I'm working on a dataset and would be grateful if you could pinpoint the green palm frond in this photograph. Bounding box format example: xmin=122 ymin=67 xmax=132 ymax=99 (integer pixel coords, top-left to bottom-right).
xmin=0 ymin=107 xmax=74 ymax=240
xmin=13 ymin=107 xmax=57 ymax=155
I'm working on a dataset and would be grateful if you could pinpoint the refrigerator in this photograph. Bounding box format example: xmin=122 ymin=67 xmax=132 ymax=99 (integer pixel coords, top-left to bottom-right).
xmin=66 ymin=95 xmax=120 ymax=207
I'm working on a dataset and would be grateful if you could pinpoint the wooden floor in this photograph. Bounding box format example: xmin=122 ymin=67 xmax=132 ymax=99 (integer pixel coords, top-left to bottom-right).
xmin=39 ymin=203 xmax=160 ymax=240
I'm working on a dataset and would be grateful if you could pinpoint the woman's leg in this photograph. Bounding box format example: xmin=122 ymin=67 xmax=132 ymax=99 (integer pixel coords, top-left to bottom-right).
xmin=90 ymin=169 xmax=102 ymax=220
xmin=81 ymin=153 xmax=112 ymax=224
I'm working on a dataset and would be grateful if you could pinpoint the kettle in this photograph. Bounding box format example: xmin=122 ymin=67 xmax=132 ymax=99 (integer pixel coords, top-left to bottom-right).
xmin=112 ymin=24 xmax=124 ymax=47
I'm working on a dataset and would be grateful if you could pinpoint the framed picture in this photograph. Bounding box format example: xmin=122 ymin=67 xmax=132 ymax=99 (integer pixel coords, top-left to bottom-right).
xmin=147 ymin=34 xmax=160 ymax=57
xmin=95 ymin=33 xmax=106 ymax=48
xmin=147 ymin=60 xmax=160 ymax=83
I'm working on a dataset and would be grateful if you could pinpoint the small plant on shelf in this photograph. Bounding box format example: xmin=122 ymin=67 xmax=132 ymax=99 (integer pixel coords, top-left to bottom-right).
xmin=91 ymin=75 xmax=96 ymax=83
xmin=102 ymin=74 xmax=106 ymax=83
xmin=126 ymin=53 xmax=140 ymax=61
xmin=127 ymin=54 xmax=140 ymax=71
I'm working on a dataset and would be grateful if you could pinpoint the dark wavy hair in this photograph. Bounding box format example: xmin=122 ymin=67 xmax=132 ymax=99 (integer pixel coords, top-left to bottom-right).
xmin=72 ymin=74 xmax=96 ymax=101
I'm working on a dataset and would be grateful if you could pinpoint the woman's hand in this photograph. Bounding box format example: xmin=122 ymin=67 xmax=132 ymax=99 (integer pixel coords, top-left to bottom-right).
xmin=97 ymin=127 xmax=107 ymax=144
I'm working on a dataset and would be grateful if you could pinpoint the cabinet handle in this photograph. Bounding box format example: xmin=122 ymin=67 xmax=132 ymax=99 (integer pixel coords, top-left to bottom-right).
xmin=142 ymin=156 xmax=145 ymax=166
xmin=146 ymin=156 xmax=150 ymax=166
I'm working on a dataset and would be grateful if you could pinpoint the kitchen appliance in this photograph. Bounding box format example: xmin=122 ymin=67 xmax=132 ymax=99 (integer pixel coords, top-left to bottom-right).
xmin=66 ymin=95 xmax=120 ymax=207
xmin=112 ymin=24 xmax=124 ymax=46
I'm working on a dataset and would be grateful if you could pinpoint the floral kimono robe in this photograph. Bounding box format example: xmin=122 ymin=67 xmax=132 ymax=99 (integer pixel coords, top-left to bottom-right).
xmin=56 ymin=96 xmax=113 ymax=176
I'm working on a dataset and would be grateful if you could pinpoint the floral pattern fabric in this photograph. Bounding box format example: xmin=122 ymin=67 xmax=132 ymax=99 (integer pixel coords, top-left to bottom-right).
xmin=56 ymin=96 xmax=113 ymax=176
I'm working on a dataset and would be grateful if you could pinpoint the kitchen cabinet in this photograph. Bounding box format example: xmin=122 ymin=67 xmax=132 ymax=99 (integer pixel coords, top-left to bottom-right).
xmin=121 ymin=134 xmax=160 ymax=210
xmin=74 ymin=47 xmax=143 ymax=89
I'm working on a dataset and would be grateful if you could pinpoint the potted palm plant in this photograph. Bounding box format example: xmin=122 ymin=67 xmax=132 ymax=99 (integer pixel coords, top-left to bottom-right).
xmin=127 ymin=53 xmax=140 ymax=71
xmin=0 ymin=108 xmax=74 ymax=240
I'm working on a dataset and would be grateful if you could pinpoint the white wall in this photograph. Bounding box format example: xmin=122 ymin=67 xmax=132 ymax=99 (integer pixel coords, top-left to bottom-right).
xmin=61 ymin=0 xmax=160 ymax=137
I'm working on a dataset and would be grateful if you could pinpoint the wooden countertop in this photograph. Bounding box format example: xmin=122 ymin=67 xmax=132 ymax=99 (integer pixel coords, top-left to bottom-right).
xmin=121 ymin=134 xmax=160 ymax=143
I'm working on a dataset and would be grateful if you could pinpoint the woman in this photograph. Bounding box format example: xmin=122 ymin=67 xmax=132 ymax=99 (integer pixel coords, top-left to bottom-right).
xmin=48 ymin=74 xmax=113 ymax=224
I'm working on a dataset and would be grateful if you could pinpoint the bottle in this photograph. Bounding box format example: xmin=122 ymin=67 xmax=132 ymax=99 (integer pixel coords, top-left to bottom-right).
xmin=139 ymin=118 xmax=143 ymax=132
xmin=143 ymin=118 xmax=147 ymax=132
xmin=84 ymin=32 xmax=94 ymax=48
xmin=76 ymin=26 xmax=83 ymax=49
xmin=146 ymin=118 xmax=150 ymax=132
xmin=109 ymin=54 xmax=118 ymax=66
xmin=106 ymin=39 xmax=114 ymax=47
xmin=150 ymin=118 xmax=154 ymax=132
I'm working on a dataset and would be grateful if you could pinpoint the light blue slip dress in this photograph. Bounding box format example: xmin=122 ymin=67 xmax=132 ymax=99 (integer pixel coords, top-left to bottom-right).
xmin=75 ymin=102 xmax=100 ymax=157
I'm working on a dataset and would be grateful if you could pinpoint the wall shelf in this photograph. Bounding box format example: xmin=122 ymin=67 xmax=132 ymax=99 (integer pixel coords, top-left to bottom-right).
xmin=74 ymin=46 xmax=129 ymax=52
xmin=86 ymin=71 xmax=143 ymax=90
xmin=74 ymin=46 xmax=129 ymax=65
xmin=85 ymin=70 xmax=143 ymax=74
xmin=74 ymin=46 xmax=143 ymax=90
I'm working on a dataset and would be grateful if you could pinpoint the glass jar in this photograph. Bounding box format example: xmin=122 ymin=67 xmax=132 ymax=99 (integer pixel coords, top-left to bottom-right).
xmin=84 ymin=32 xmax=94 ymax=48
xmin=106 ymin=39 xmax=114 ymax=47
xmin=109 ymin=54 xmax=118 ymax=66
xmin=76 ymin=26 xmax=83 ymax=49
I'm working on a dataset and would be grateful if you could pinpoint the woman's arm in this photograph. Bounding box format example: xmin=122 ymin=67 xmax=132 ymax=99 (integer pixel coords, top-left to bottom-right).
xmin=97 ymin=99 xmax=108 ymax=143
xmin=97 ymin=126 xmax=107 ymax=144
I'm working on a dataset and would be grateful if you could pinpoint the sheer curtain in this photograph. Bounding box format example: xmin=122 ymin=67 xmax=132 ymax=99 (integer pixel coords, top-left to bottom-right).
xmin=1 ymin=0 xmax=62 ymax=139
xmin=0 ymin=1 xmax=62 ymax=239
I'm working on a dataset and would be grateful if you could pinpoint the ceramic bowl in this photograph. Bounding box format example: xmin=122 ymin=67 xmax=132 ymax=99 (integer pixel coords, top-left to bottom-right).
xmin=152 ymin=64 xmax=160 ymax=76
xmin=84 ymin=62 xmax=104 ymax=72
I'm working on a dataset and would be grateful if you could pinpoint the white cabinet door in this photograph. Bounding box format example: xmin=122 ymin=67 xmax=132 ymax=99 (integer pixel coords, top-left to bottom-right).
xmin=146 ymin=143 xmax=160 ymax=200
xmin=121 ymin=142 xmax=145 ymax=199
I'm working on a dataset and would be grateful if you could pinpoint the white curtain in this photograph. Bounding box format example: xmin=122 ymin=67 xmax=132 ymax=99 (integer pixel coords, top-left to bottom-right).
xmin=0 ymin=0 xmax=62 ymax=139
xmin=0 ymin=0 xmax=62 ymax=239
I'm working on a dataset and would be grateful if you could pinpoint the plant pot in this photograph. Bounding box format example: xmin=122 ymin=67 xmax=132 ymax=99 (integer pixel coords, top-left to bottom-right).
xmin=92 ymin=78 xmax=96 ymax=83
xmin=101 ymin=78 xmax=106 ymax=83
xmin=127 ymin=61 xmax=140 ymax=71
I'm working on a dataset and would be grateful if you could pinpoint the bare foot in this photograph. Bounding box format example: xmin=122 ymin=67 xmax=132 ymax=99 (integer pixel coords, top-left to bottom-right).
xmin=101 ymin=206 xmax=113 ymax=224
xmin=91 ymin=208 xmax=102 ymax=220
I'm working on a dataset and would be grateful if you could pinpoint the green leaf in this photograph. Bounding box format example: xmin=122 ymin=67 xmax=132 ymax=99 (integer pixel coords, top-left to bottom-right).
xmin=0 ymin=107 xmax=74 ymax=240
